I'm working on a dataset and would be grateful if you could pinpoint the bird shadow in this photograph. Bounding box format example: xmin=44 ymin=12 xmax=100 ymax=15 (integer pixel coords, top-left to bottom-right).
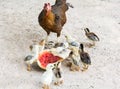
xmin=31 ymin=62 xmax=45 ymax=72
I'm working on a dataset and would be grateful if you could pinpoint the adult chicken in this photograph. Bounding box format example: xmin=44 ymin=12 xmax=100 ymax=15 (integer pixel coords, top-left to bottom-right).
xmin=38 ymin=0 xmax=73 ymax=43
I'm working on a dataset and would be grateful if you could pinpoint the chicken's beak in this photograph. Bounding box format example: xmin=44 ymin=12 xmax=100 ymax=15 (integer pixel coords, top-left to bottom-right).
xmin=45 ymin=3 xmax=51 ymax=16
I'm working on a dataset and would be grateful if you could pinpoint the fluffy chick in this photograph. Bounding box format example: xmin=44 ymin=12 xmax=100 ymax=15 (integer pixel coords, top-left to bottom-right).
xmin=24 ymin=40 xmax=45 ymax=71
xmin=84 ymin=28 xmax=99 ymax=47
xmin=40 ymin=63 xmax=55 ymax=89
xmin=53 ymin=62 xmax=63 ymax=85
xmin=79 ymin=44 xmax=91 ymax=71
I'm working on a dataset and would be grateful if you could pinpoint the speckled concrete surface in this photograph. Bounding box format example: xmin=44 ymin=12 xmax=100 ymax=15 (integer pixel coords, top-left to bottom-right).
xmin=0 ymin=0 xmax=120 ymax=89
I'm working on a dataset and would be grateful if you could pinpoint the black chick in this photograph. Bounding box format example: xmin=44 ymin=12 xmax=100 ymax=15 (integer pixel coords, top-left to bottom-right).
xmin=53 ymin=62 xmax=63 ymax=85
xmin=79 ymin=43 xmax=91 ymax=71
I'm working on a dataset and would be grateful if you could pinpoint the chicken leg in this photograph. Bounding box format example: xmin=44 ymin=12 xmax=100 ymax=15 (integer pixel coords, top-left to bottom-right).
xmin=56 ymin=32 xmax=61 ymax=43
xmin=45 ymin=31 xmax=50 ymax=42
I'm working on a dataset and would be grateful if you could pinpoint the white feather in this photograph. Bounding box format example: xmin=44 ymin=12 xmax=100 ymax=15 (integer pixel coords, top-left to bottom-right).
xmin=25 ymin=44 xmax=45 ymax=64
xmin=50 ymin=47 xmax=71 ymax=59
xmin=40 ymin=70 xmax=54 ymax=85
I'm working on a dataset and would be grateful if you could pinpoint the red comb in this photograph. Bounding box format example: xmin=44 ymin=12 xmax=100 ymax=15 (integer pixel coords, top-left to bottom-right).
xmin=44 ymin=3 xmax=47 ymax=6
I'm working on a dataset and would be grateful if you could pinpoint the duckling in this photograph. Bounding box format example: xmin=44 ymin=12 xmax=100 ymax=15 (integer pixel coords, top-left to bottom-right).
xmin=24 ymin=39 xmax=45 ymax=71
xmin=40 ymin=63 xmax=55 ymax=89
xmin=79 ymin=44 xmax=91 ymax=71
xmin=84 ymin=28 xmax=99 ymax=47
xmin=53 ymin=62 xmax=63 ymax=85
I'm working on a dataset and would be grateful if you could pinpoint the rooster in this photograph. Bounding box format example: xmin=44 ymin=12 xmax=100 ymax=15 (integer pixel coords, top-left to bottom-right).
xmin=38 ymin=0 xmax=73 ymax=42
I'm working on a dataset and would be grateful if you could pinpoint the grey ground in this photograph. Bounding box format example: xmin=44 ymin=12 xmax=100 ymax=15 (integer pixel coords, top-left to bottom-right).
xmin=0 ymin=0 xmax=120 ymax=89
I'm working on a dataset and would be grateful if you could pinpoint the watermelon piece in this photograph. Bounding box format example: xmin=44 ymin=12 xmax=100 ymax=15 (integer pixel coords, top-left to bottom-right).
xmin=37 ymin=51 xmax=63 ymax=69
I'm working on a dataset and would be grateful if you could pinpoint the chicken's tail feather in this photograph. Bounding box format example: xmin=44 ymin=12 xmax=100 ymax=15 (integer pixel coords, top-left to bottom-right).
xmin=66 ymin=3 xmax=74 ymax=8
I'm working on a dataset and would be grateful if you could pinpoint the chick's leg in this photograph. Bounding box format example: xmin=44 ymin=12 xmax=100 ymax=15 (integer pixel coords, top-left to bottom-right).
xmin=70 ymin=63 xmax=75 ymax=71
xmin=54 ymin=79 xmax=63 ymax=85
xmin=85 ymin=64 xmax=88 ymax=69
xmin=54 ymin=81 xmax=59 ymax=85
xmin=82 ymin=64 xmax=88 ymax=71
xmin=88 ymin=41 xmax=95 ymax=48
xmin=42 ymin=84 xmax=47 ymax=89
xmin=27 ymin=64 xmax=31 ymax=71
xmin=47 ymin=85 xmax=50 ymax=89
xmin=60 ymin=80 xmax=63 ymax=84
xmin=92 ymin=41 xmax=95 ymax=46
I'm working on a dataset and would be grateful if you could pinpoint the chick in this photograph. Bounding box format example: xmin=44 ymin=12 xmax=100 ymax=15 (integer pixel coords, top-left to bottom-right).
xmin=54 ymin=42 xmax=69 ymax=49
xmin=79 ymin=44 xmax=91 ymax=71
xmin=45 ymin=41 xmax=55 ymax=49
xmin=84 ymin=28 xmax=99 ymax=47
xmin=68 ymin=50 xmax=80 ymax=71
xmin=40 ymin=63 xmax=55 ymax=89
xmin=64 ymin=35 xmax=79 ymax=48
xmin=64 ymin=35 xmax=80 ymax=71
xmin=24 ymin=40 xmax=45 ymax=71
xmin=53 ymin=62 xmax=63 ymax=85
xmin=50 ymin=43 xmax=71 ymax=59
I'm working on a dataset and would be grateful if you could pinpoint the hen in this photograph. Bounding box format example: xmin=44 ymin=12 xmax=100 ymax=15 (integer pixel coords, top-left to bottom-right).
xmin=38 ymin=0 xmax=73 ymax=42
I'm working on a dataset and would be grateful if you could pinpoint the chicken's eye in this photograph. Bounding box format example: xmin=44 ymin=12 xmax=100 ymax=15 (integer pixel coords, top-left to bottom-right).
xmin=44 ymin=3 xmax=47 ymax=6
xmin=48 ymin=3 xmax=50 ymax=6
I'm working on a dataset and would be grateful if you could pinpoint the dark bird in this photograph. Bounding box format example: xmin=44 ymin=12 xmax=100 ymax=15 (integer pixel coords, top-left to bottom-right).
xmin=53 ymin=62 xmax=63 ymax=85
xmin=79 ymin=43 xmax=91 ymax=71
xmin=84 ymin=28 xmax=99 ymax=47
xmin=38 ymin=0 xmax=73 ymax=43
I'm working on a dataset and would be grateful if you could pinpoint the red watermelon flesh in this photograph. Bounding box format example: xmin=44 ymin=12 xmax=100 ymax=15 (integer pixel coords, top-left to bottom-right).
xmin=38 ymin=51 xmax=62 ymax=68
